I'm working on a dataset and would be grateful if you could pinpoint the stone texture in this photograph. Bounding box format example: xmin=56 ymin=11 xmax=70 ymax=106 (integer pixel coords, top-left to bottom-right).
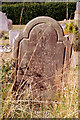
xmin=9 ymin=30 xmax=19 ymax=46
xmin=0 ymin=11 xmax=8 ymax=32
xmin=8 ymin=19 xmax=13 ymax=30
xmin=0 ymin=11 xmax=12 ymax=32
xmin=76 ymin=2 xmax=80 ymax=12
xmin=74 ymin=2 xmax=80 ymax=20
xmin=13 ymin=16 xmax=72 ymax=100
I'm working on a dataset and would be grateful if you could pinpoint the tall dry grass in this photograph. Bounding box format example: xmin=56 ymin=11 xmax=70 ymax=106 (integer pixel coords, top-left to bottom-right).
xmin=0 ymin=24 xmax=78 ymax=118
xmin=1 ymin=58 xmax=78 ymax=118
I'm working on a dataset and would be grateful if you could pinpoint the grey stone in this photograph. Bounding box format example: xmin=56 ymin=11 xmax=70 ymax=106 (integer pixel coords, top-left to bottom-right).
xmin=13 ymin=16 xmax=72 ymax=100
xmin=74 ymin=2 xmax=80 ymax=20
xmin=0 ymin=11 xmax=12 ymax=32
xmin=0 ymin=11 xmax=8 ymax=32
xmin=61 ymin=23 xmax=65 ymax=31
xmin=9 ymin=30 xmax=19 ymax=46
xmin=76 ymin=2 xmax=80 ymax=12
xmin=8 ymin=19 xmax=13 ymax=30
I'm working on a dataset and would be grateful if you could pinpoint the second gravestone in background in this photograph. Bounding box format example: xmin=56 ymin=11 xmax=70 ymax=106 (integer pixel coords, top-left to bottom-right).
xmin=13 ymin=16 xmax=72 ymax=100
xmin=0 ymin=11 xmax=12 ymax=32
xmin=74 ymin=2 xmax=80 ymax=20
xmin=0 ymin=11 xmax=8 ymax=32
xmin=9 ymin=30 xmax=19 ymax=46
xmin=74 ymin=2 xmax=80 ymax=32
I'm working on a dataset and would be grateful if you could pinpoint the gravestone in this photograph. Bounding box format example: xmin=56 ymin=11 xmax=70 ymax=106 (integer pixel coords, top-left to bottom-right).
xmin=74 ymin=2 xmax=80 ymax=20
xmin=76 ymin=2 xmax=80 ymax=11
xmin=0 ymin=11 xmax=12 ymax=32
xmin=0 ymin=11 xmax=8 ymax=32
xmin=9 ymin=30 xmax=19 ymax=46
xmin=8 ymin=19 xmax=13 ymax=30
xmin=13 ymin=16 xmax=72 ymax=100
xmin=74 ymin=2 xmax=80 ymax=38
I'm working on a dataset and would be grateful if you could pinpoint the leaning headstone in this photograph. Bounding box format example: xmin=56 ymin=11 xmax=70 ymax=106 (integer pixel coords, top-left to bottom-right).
xmin=0 ymin=11 xmax=8 ymax=32
xmin=13 ymin=16 xmax=72 ymax=100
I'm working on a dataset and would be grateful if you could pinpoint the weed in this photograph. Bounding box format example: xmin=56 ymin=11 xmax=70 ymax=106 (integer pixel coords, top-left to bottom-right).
xmin=1 ymin=59 xmax=78 ymax=118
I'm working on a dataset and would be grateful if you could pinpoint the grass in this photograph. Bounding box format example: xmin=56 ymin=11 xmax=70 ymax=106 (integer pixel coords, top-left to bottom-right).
xmin=0 ymin=58 xmax=78 ymax=118
xmin=12 ymin=25 xmax=25 ymax=31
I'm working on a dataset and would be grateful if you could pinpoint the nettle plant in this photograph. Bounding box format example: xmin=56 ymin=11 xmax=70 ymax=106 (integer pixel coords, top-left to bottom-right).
xmin=64 ymin=21 xmax=80 ymax=51
xmin=64 ymin=22 xmax=78 ymax=34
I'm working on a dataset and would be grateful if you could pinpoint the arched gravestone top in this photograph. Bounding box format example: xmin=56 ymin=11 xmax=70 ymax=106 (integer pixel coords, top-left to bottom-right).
xmin=13 ymin=16 xmax=72 ymax=100
xmin=23 ymin=16 xmax=64 ymax=40
xmin=13 ymin=16 xmax=66 ymax=59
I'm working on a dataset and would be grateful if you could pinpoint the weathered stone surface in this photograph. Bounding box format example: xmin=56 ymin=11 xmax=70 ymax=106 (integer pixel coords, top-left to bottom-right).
xmin=0 ymin=11 xmax=12 ymax=32
xmin=76 ymin=2 xmax=80 ymax=12
xmin=13 ymin=16 xmax=72 ymax=100
xmin=74 ymin=2 xmax=80 ymax=20
xmin=9 ymin=30 xmax=19 ymax=46
xmin=0 ymin=11 xmax=8 ymax=32
xmin=8 ymin=19 xmax=13 ymax=30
